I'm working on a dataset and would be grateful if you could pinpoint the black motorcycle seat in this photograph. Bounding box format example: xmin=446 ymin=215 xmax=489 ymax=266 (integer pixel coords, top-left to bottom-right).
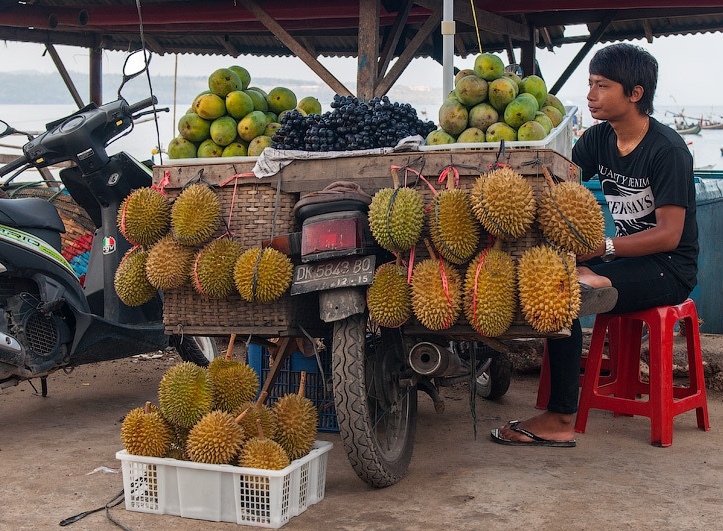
xmin=0 ymin=198 xmax=66 ymax=233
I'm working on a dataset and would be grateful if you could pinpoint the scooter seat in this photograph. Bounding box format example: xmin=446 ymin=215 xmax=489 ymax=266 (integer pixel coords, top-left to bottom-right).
xmin=0 ymin=198 xmax=66 ymax=233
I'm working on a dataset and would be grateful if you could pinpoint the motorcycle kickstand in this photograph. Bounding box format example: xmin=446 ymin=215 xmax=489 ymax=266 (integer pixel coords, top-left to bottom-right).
xmin=417 ymin=379 xmax=445 ymax=413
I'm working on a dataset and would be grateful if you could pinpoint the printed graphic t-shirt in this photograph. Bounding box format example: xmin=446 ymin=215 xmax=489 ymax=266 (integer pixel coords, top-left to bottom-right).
xmin=572 ymin=117 xmax=698 ymax=289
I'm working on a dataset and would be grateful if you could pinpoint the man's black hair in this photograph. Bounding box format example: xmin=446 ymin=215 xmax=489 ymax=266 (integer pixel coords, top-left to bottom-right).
xmin=589 ymin=43 xmax=658 ymax=115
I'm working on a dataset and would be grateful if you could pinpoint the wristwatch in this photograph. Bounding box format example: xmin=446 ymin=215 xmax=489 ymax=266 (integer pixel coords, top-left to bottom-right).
xmin=601 ymin=237 xmax=616 ymax=262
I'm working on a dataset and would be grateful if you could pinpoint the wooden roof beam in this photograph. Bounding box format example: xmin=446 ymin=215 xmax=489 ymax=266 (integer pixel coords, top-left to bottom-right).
xmin=218 ymin=35 xmax=241 ymax=57
xmin=236 ymin=0 xmax=352 ymax=96
xmin=377 ymin=0 xmax=413 ymax=78
xmin=415 ymin=0 xmax=530 ymax=42
xmin=358 ymin=0 xmax=380 ymax=100
xmin=549 ymin=10 xmax=618 ymax=95
xmin=375 ymin=2 xmax=442 ymax=97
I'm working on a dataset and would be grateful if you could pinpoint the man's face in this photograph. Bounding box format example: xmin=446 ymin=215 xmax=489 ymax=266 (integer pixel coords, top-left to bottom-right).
xmin=586 ymin=74 xmax=633 ymax=122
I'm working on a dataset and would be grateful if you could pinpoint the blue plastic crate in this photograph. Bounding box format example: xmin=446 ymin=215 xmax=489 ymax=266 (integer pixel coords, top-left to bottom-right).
xmin=248 ymin=344 xmax=338 ymax=433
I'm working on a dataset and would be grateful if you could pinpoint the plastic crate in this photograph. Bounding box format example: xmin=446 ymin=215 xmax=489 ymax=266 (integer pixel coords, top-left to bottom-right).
xmin=116 ymin=441 xmax=332 ymax=529
xmin=248 ymin=344 xmax=338 ymax=433
xmin=419 ymin=106 xmax=578 ymax=159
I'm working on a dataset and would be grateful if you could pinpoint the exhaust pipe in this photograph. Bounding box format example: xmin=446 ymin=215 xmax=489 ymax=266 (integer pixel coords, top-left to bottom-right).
xmin=408 ymin=341 xmax=464 ymax=377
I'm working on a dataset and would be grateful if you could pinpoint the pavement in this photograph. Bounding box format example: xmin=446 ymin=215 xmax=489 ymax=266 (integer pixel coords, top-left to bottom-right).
xmin=1 ymin=333 xmax=722 ymax=531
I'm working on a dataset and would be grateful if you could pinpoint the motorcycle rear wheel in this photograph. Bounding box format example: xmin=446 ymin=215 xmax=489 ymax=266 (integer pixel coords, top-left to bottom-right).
xmin=331 ymin=312 xmax=417 ymax=488
xmin=171 ymin=335 xmax=218 ymax=366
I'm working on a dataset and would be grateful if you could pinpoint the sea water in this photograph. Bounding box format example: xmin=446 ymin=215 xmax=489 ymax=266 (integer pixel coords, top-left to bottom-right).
xmin=1 ymin=103 xmax=722 ymax=170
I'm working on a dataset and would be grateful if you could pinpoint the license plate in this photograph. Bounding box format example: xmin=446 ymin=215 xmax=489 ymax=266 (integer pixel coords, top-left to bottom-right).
xmin=291 ymin=256 xmax=376 ymax=295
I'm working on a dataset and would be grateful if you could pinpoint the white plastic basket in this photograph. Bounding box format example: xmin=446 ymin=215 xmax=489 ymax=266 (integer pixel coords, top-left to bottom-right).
xmin=419 ymin=106 xmax=578 ymax=159
xmin=116 ymin=440 xmax=332 ymax=528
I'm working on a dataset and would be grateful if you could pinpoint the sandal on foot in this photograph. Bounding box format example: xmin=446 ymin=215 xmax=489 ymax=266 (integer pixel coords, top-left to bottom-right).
xmin=490 ymin=420 xmax=576 ymax=447
xmin=579 ymin=283 xmax=618 ymax=317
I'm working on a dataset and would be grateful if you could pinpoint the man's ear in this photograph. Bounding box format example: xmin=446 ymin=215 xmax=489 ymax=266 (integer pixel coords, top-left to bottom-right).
xmin=630 ymin=85 xmax=644 ymax=103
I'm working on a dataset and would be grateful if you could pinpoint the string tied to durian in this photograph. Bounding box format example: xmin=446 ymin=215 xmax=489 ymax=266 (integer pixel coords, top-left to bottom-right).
xmin=368 ymin=166 xmax=425 ymax=253
xmin=411 ymin=239 xmax=462 ymax=330
xmin=517 ymin=244 xmax=581 ymax=333
xmin=470 ymin=166 xmax=535 ymax=241
xmin=428 ymin=165 xmax=480 ymax=264
xmin=367 ymin=254 xmax=412 ymax=328
xmin=192 ymin=235 xmax=243 ymax=298
xmin=464 ymin=237 xmax=517 ymax=337
xmin=171 ymin=171 xmax=222 ymax=246
xmin=538 ymin=163 xmax=605 ymax=255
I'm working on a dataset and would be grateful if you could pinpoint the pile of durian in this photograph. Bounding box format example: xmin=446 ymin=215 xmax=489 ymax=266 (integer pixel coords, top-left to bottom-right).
xmin=120 ymin=356 xmax=319 ymax=469
xmin=114 ymin=182 xmax=293 ymax=305
xmin=366 ymin=165 xmax=604 ymax=335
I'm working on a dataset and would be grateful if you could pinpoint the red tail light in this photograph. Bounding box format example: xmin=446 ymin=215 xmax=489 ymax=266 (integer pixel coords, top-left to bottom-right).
xmin=301 ymin=216 xmax=361 ymax=257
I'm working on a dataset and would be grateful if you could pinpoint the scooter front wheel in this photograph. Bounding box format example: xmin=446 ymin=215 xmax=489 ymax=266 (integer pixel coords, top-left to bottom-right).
xmin=331 ymin=312 xmax=417 ymax=488
xmin=170 ymin=335 xmax=218 ymax=366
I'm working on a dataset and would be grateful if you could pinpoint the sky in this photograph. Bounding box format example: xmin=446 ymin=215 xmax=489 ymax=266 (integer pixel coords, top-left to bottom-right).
xmin=1 ymin=30 xmax=721 ymax=112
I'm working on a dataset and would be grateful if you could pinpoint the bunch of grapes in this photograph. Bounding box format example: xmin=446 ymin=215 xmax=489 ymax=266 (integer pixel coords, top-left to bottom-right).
xmin=271 ymin=95 xmax=436 ymax=151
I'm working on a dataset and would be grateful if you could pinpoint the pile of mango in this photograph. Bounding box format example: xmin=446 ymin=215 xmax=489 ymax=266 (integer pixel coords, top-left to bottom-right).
xmin=426 ymin=53 xmax=567 ymax=145
xmin=167 ymin=66 xmax=322 ymax=159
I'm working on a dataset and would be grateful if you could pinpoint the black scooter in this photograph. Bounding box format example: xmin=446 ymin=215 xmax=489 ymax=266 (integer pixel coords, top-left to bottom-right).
xmin=0 ymin=50 xmax=216 ymax=395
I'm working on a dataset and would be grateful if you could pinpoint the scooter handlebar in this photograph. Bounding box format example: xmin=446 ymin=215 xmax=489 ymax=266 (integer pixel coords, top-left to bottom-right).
xmin=127 ymin=96 xmax=158 ymax=116
xmin=0 ymin=153 xmax=29 ymax=177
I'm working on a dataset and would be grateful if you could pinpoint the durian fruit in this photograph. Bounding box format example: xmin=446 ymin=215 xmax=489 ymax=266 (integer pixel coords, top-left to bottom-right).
xmin=238 ymin=419 xmax=290 ymax=470
xmin=158 ymin=361 xmax=213 ymax=429
xmin=537 ymin=166 xmax=605 ymax=255
xmin=145 ymin=234 xmax=195 ymax=290
xmin=192 ymin=237 xmax=243 ymax=298
xmin=233 ymin=246 xmax=293 ymax=303
xmin=170 ymin=183 xmax=221 ymax=246
xmin=114 ymin=246 xmax=156 ymax=307
xmin=367 ymin=259 xmax=411 ymax=328
xmin=117 ymin=187 xmax=171 ymax=247
xmin=233 ymin=392 xmax=277 ymax=441
xmin=368 ymin=179 xmax=425 ymax=253
xmin=411 ymin=240 xmax=462 ymax=330
xmin=208 ymin=354 xmax=260 ymax=413
xmin=272 ymin=372 xmax=318 ymax=460
xmin=463 ymin=240 xmax=516 ymax=337
xmin=470 ymin=167 xmax=536 ymax=240
xmin=517 ymin=244 xmax=581 ymax=333
xmin=186 ymin=410 xmax=245 ymax=464
xmin=120 ymin=401 xmax=174 ymax=457
xmin=428 ymin=176 xmax=480 ymax=264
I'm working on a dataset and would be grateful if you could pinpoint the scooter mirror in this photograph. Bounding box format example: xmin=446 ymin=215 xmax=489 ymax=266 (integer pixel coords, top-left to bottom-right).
xmin=0 ymin=120 xmax=13 ymax=138
xmin=118 ymin=49 xmax=152 ymax=97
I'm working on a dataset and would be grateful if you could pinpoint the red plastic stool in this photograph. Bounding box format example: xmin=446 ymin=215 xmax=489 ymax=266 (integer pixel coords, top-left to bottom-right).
xmin=535 ymin=327 xmax=619 ymax=410
xmin=575 ymin=298 xmax=710 ymax=447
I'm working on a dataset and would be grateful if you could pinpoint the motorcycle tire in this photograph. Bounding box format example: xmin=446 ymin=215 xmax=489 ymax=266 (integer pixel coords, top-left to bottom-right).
xmin=170 ymin=335 xmax=218 ymax=366
xmin=331 ymin=312 xmax=417 ymax=488
xmin=475 ymin=352 xmax=513 ymax=401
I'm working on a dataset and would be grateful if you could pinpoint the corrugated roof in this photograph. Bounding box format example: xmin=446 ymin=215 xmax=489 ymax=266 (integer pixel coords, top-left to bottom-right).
xmin=1 ymin=1 xmax=722 ymax=61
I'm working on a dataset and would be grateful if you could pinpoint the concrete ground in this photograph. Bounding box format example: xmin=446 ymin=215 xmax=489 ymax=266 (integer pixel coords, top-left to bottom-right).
xmin=1 ymin=335 xmax=722 ymax=531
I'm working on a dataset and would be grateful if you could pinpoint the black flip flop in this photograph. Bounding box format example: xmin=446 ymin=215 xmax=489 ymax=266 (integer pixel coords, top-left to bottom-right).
xmin=490 ymin=420 xmax=576 ymax=447
xmin=579 ymin=283 xmax=618 ymax=317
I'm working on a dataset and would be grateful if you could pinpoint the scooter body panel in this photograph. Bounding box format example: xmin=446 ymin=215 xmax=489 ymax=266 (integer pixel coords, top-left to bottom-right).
xmin=0 ymin=224 xmax=88 ymax=312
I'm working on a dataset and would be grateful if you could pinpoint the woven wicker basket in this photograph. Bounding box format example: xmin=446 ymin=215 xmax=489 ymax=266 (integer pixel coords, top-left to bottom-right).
xmin=156 ymin=150 xmax=580 ymax=339
xmin=159 ymin=173 xmax=326 ymax=337
xmin=403 ymin=154 xmax=580 ymax=339
xmin=7 ymin=185 xmax=95 ymax=281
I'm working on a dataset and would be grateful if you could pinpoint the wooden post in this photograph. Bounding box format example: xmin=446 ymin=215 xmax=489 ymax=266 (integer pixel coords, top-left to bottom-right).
xmin=357 ymin=0 xmax=380 ymax=100
xmin=90 ymin=46 xmax=102 ymax=105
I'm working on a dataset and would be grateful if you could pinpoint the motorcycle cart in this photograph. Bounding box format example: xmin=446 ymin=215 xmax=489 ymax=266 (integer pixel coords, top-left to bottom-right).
xmin=154 ymin=146 xmax=579 ymax=488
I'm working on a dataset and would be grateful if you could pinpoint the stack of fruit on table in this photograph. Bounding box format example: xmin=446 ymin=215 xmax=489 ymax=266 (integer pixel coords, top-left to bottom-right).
xmin=426 ymin=52 xmax=568 ymax=146
xmin=271 ymin=94 xmax=437 ymax=151
xmin=168 ymin=65 xmax=324 ymax=159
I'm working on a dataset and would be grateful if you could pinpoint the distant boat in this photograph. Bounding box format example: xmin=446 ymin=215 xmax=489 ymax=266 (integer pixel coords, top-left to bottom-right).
xmin=700 ymin=119 xmax=723 ymax=130
xmin=666 ymin=109 xmax=702 ymax=135
xmin=675 ymin=122 xmax=701 ymax=135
